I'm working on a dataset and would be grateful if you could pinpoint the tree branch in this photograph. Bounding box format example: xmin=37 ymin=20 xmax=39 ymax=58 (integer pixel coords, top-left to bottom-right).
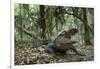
xmin=16 ymin=24 xmax=37 ymax=39
xmin=65 ymin=11 xmax=83 ymax=22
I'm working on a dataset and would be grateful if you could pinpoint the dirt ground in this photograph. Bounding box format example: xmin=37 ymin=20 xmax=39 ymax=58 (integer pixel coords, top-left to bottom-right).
xmin=15 ymin=43 xmax=94 ymax=65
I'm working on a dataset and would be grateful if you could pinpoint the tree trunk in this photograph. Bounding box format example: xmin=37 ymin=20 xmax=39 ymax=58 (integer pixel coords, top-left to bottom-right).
xmin=19 ymin=4 xmax=23 ymax=41
xmin=39 ymin=5 xmax=46 ymax=39
xmin=82 ymin=8 xmax=91 ymax=45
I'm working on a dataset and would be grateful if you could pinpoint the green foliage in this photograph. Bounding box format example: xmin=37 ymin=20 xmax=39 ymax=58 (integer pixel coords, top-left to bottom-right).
xmin=14 ymin=4 xmax=94 ymax=45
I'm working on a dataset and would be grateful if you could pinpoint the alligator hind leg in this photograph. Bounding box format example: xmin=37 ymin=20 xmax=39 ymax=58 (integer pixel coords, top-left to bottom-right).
xmin=69 ymin=45 xmax=85 ymax=56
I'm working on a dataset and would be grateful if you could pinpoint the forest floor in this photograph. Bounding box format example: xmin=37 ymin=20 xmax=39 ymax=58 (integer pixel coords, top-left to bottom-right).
xmin=15 ymin=43 xmax=94 ymax=65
